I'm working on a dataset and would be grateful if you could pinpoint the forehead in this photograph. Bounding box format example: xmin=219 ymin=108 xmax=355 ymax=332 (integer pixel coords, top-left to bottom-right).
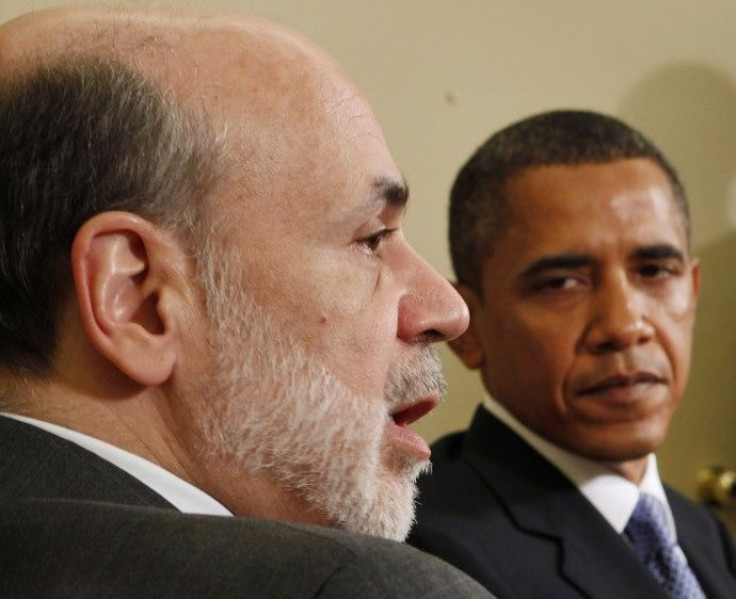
xmin=491 ymin=158 xmax=688 ymax=263
xmin=148 ymin=17 xmax=401 ymax=235
xmin=202 ymin=32 xmax=399 ymax=222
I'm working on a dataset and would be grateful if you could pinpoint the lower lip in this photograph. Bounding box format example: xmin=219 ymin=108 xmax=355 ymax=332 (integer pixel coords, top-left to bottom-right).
xmin=385 ymin=419 xmax=432 ymax=461
xmin=583 ymin=381 xmax=661 ymax=405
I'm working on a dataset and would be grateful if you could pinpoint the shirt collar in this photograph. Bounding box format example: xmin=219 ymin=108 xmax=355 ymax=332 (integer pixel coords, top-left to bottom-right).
xmin=2 ymin=412 xmax=232 ymax=517
xmin=482 ymin=395 xmax=676 ymax=536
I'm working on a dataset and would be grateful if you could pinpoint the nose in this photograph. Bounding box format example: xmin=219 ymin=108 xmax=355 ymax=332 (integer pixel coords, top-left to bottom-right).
xmin=583 ymin=272 xmax=654 ymax=354
xmin=396 ymin=249 xmax=469 ymax=344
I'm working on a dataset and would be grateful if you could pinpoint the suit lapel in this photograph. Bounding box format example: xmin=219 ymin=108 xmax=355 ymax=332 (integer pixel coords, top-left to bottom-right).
xmin=462 ymin=408 xmax=669 ymax=599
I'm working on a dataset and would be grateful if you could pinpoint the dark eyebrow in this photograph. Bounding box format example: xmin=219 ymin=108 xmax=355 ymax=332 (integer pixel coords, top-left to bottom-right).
xmin=521 ymin=244 xmax=687 ymax=281
xmin=373 ymin=177 xmax=409 ymax=209
xmin=632 ymin=243 xmax=685 ymax=262
xmin=521 ymin=253 xmax=593 ymax=279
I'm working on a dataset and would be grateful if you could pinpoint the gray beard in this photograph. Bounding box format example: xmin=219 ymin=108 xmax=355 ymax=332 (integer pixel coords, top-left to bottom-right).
xmin=191 ymin=249 xmax=444 ymax=541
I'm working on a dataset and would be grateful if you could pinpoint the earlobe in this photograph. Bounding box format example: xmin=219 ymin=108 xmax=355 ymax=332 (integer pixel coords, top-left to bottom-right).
xmin=446 ymin=283 xmax=486 ymax=370
xmin=71 ymin=212 xmax=181 ymax=387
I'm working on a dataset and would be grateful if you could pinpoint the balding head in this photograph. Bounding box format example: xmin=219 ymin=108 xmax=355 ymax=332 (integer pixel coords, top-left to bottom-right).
xmin=0 ymin=4 xmax=325 ymax=79
xmin=0 ymin=4 xmax=377 ymax=374
xmin=0 ymin=4 xmax=358 ymax=134
xmin=0 ymin=5 xmax=466 ymax=542
xmin=1 ymin=4 xmax=378 ymax=220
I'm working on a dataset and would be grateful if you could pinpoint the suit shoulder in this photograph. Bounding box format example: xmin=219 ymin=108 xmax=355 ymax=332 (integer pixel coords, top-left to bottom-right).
xmin=312 ymin=526 xmax=493 ymax=598
xmin=0 ymin=498 xmax=492 ymax=599
xmin=666 ymin=484 xmax=733 ymax=534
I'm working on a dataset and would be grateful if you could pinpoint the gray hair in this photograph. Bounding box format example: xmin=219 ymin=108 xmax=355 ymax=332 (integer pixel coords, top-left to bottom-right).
xmin=0 ymin=56 xmax=221 ymax=375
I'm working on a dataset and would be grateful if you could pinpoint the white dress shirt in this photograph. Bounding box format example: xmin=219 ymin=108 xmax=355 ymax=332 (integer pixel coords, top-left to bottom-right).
xmin=2 ymin=412 xmax=232 ymax=517
xmin=482 ymin=395 xmax=677 ymax=537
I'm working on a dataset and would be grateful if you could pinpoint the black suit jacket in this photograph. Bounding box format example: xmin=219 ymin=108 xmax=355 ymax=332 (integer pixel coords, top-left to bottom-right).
xmin=0 ymin=416 xmax=493 ymax=598
xmin=408 ymin=407 xmax=736 ymax=599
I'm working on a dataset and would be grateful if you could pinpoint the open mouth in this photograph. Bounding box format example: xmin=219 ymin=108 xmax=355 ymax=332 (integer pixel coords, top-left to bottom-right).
xmin=386 ymin=398 xmax=438 ymax=461
xmin=390 ymin=398 xmax=438 ymax=427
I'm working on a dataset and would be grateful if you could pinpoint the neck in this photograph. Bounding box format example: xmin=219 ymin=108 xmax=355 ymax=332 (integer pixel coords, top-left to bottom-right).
xmin=191 ymin=451 xmax=332 ymax=526
xmin=2 ymin=374 xmax=199 ymax=487
xmin=607 ymin=456 xmax=649 ymax=484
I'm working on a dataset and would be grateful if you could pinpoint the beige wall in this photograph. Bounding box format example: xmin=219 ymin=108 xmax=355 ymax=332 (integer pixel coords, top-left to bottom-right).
xmin=2 ymin=0 xmax=735 ymax=524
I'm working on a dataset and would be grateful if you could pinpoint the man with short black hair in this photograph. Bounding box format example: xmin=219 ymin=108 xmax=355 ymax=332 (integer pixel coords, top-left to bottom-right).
xmin=409 ymin=110 xmax=736 ymax=598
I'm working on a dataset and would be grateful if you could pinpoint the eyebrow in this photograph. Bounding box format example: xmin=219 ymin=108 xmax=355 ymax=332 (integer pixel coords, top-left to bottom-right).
xmin=632 ymin=243 xmax=685 ymax=262
xmin=373 ymin=176 xmax=409 ymax=210
xmin=521 ymin=253 xmax=592 ymax=279
xmin=520 ymin=243 xmax=687 ymax=280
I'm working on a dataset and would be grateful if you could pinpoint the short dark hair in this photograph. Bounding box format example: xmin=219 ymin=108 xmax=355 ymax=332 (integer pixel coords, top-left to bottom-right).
xmin=449 ymin=110 xmax=689 ymax=294
xmin=0 ymin=57 xmax=220 ymax=375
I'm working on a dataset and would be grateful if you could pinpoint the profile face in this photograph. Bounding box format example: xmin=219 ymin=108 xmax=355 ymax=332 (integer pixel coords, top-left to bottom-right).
xmin=216 ymin=60 xmax=466 ymax=454
xmin=465 ymin=158 xmax=699 ymax=465
xmin=181 ymin=23 xmax=469 ymax=538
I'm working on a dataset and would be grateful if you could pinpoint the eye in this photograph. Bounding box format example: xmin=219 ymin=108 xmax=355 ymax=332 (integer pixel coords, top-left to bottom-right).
xmin=545 ymin=277 xmax=577 ymax=290
xmin=358 ymin=227 xmax=394 ymax=254
xmin=532 ymin=275 xmax=581 ymax=293
xmin=638 ymin=261 xmax=681 ymax=280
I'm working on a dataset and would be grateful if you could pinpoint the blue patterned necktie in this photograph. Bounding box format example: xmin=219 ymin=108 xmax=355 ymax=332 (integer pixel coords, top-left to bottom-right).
xmin=624 ymin=493 xmax=706 ymax=598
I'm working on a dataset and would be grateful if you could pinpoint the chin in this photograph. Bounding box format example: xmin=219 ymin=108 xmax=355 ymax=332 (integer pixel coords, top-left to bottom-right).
xmin=579 ymin=435 xmax=666 ymax=464
xmin=559 ymin=418 xmax=670 ymax=462
xmin=336 ymin=453 xmax=430 ymax=542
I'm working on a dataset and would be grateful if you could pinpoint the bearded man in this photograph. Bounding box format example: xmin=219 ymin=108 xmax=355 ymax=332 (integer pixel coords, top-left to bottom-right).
xmin=0 ymin=5 xmax=491 ymax=598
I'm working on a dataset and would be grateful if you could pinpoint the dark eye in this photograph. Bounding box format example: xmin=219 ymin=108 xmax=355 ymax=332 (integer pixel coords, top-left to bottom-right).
xmin=544 ymin=277 xmax=577 ymax=290
xmin=638 ymin=262 xmax=679 ymax=279
xmin=360 ymin=228 xmax=393 ymax=253
xmin=532 ymin=276 xmax=580 ymax=293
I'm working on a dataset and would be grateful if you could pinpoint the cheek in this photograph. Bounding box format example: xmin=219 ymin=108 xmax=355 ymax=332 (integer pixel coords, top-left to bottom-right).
xmin=656 ymin=274 xmax=697 ymax=337
xmin=246 ymin=248 xmax=401 ymax=395
xmin=321 ymin=314 xmax=396 ymax=395
xmin=654 ymin=291 xmax=697 ymax=375
xmin=666 ymin=282 xmax=697 ymax=318
xmin=663 ymin=317 xmax=695 ymax=385
xmin=306 ymin=280 xmax=400 ymax=398
xmin=483 ymin=311 xmax=574 ymax=391
xmin=513 ymin=310 xmax=577 ymax=368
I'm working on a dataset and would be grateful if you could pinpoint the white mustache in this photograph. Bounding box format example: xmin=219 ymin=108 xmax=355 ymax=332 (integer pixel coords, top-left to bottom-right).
xmin=384 ymin=347 xmax=446 ymax=411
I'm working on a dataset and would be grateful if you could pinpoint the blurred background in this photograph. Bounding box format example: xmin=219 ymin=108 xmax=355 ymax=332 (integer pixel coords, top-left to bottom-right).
xmin=2 ymin=0 xmax=734 ymax=530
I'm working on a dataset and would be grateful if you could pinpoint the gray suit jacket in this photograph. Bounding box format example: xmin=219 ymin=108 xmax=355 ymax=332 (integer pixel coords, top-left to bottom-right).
xmin=408 ymin=407 xmax=736 ymax=599
xmin=0 ymin=416 xmax=493 ymax=598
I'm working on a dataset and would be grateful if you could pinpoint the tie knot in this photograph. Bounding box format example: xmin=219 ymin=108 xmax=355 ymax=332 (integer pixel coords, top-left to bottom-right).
xmin=625 ymin=493 xmax=674 ymax=560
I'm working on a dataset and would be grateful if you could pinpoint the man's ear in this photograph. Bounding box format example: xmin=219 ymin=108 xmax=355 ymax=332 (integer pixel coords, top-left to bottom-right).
xmin=690 ymin=257 xmax=701 ymax=301
xmin=71 ymin=211 xmax=187 ymax=387
xmin=447 ymin=283 xmax=486 ymax=370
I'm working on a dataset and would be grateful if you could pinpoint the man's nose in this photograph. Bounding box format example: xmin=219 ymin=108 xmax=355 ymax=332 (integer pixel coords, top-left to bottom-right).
xmin=583 ymin=272 xmax=654 ymax=354
xmin=396 ymin=250 xmax=469 ymax=344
